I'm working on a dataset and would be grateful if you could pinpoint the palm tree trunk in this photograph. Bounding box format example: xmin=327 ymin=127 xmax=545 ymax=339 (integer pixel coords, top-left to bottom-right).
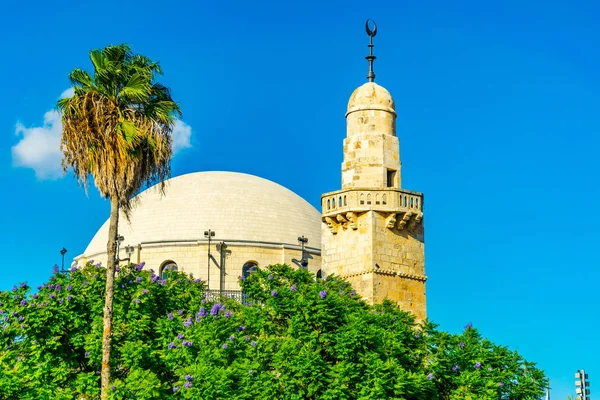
xmin=101 ymin=196 xmax=119 ymax=399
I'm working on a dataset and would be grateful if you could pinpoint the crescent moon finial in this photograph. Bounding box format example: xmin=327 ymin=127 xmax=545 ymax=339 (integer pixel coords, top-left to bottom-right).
xmin=366 ymin=19 xmax=377 ymax=37
xmin=365 ymin=20 xmax=377 ymax=82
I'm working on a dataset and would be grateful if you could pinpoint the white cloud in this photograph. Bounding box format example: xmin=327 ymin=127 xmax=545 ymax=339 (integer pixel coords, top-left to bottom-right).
xmin=12 ymin=110 xmax=63 ymax=180
xmin=172 ymin=119 xmax=192 ymax=154
xmin=12 ymin=89 xmax=193 ymax=180
xmin=59 ymin=87 xmax=74 ymax=99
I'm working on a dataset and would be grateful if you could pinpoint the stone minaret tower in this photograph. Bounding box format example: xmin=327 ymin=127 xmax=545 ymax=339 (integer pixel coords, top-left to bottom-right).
xmin=321 ymin=20 xmax=426 ymax=320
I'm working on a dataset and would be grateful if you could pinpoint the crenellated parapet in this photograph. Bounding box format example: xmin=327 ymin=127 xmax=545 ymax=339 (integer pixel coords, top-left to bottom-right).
xmin=321 ymin=187 xmax=423 ymax=233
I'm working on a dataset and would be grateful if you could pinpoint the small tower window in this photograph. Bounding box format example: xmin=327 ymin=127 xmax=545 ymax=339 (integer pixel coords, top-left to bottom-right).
xmin=316 ymin=269 xmax=322 ymax=279
xmin=160 ymin=261 xmax=178 ymax=280
xmin=387 ymin=169 xmax=397 ymax=188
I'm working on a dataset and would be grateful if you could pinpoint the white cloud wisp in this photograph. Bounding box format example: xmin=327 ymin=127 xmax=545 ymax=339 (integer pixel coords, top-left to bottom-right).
xmin=12 ymin=90 xmax=193 ymax=180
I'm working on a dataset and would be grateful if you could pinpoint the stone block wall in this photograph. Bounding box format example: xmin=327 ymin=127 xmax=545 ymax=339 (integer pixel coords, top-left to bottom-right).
xmin=75 ymin=242 xmax=321 ymax=291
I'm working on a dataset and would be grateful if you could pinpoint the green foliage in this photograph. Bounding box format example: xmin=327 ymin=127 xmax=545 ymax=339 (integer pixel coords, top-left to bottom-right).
xmin=0 ymin=263 xmax=547 ymax=399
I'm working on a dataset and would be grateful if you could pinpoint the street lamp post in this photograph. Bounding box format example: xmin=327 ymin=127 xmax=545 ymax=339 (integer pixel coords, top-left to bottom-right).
xmin=216 ymin=242 xmax=228 ymax=295
xmin=292 ymin=236 xmax=309 ymax=269
xmin=204 ymin=230 xmax=215 ymax=290
xmin=60 ymin=247 xmax=67 ymax=273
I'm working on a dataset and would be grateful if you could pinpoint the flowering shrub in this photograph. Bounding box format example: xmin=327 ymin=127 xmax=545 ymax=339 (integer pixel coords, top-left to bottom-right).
xmin=0 ymin=263 xmax=546 ymax=399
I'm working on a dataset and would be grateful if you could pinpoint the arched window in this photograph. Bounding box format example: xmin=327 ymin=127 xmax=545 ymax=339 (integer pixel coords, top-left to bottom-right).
xmin=316 ymin=269 xmax=322 ymax=279
xmin=160 ymin=261 xmax=178 ymax=279
xmin=242 ymin=261 xmax=258 ymax=280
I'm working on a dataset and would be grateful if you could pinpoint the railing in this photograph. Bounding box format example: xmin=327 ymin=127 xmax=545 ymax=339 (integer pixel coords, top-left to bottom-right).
xmin=204 ymin=289 xmax=252 ymax=305
xmin=321 ymin=188 xmax=423 ymax=216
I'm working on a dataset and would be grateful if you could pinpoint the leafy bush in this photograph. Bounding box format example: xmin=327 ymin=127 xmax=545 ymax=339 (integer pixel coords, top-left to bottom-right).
xmin=0 ymin=263 xmax=546 ymax=399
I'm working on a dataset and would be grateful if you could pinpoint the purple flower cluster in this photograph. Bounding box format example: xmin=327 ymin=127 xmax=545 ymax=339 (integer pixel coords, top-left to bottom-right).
xmin=151 ymin=275 xmax=159 ymax=282
xmin=20 ymin=299 xmax=28 ymax=307
xmin=70 ymin=266 xmax=78 ymax=273
xmin=290 ymin=284 xmax=297 ymax=292
xmin=319 ymin=290 xmax=327 ymax=299
xmin=173 ymin=387 xmax=179 ymax=393
xmin=142 ymin=289 xmax=149 ymax=295
xmin=222 ymin=343 xmax=228 ymax=349
xmin=199 ymin=307 xmax=207 ymax=317
xmin=182 ymin=340 xmax=193 ymax=347
xmin=184 ymin=317 xmax=193 ymax=327
xmin=85 ymin=352 xmax=90 ymax=357
xmin=251 ymin=341 xmax=257 ymax=347
xmin=135 ymin=277 xmax=143 ymax=283
xmin=499 ymin=382 xmax=505 ymax=388
xmin=66 ymin=284 xmax=72 ymax=292
xmin=464 ymin=322 xmax=472 ymax=330
xmin=224 ymin=311 xmax=232 ymax=318
xmin=427 ymin=373 xmax=434 ymax=380
xmin=67 ymin=295 xmax=73 ymax=301
xmin=229 ymin=335 xmax=235 ymax=341
xmin=168 ymin=342 xmax=176 ymax=349
xmin=268 ymin=275 xmax=273 ymax=281
xmin=53 ymin=265 xmax=59 ymax=274
xmin=452 ymin=364 xmax=459 ymax=371
xmin=238 ymin=326 xmax=245 ymax=331
xmin=177 ymin=309 xmax=184 ymax=315
xmin=134 ymin=298 xmax=140 ymax=304
xmin=271 ymin=290 xmax=278 ymax=297
xmin=458 ymin=342 xmax=465 ymax=349
xmin=55 ymin=284 xmax=62 ymax=292
xmin=135 ymin=264 xmax=143 ymax=271
xmin=167 ymin=313 xmax=174 ymax=320
xmin=211 ymin=304 xmax=222 ymax=316
xmin=18 ymin=316 xmax=24 ymax=322
xmin=177 ymin=333 xmax=185 ymax=340
xmin=184 ymin=382 xmax=192 ymax=388
xmin=474 ymin=362 xmax=482 ymax=369
xmin=20 ymin=282 xmax=27 ymax=289
xmin=350 ymin=290 xmax=357 ymax=297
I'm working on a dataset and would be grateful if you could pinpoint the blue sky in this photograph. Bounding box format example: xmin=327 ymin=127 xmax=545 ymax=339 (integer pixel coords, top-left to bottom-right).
xmin=1 ymin=0 xmax=599 ymax=397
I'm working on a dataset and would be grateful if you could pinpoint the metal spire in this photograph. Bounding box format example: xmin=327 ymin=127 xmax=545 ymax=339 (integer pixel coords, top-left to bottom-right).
xmin=365 ymin=19 xmax=378 ymax=82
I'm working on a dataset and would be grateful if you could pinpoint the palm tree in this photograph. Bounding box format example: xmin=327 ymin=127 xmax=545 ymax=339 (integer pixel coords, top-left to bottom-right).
xmin=57 ymin=44 xmax=181 ymax=398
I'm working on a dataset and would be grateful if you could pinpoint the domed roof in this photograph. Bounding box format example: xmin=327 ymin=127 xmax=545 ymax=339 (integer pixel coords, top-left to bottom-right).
xmin=347 ymin=82 xmax=395 ymax=116
xmin=83 ymin=172 xmax=321 ymax=256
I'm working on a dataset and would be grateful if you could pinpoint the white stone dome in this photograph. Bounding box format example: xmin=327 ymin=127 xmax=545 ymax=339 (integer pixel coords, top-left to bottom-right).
xmin=83 ymin=171 xmax=321 ymax=256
